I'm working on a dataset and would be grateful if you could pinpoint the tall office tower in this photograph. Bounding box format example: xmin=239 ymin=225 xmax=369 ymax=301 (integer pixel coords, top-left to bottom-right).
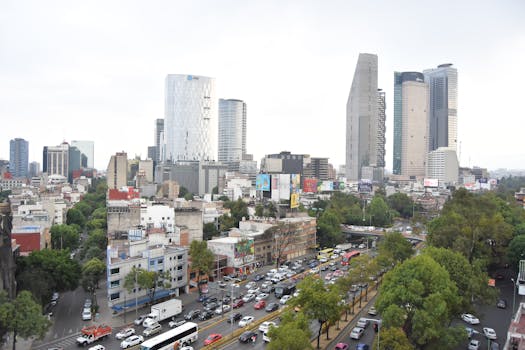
xmin=9 ymin=138 xmax=29 ymax=178
xmin=423 ymin=64 xmax=458 ymax=152
xmin=393 ymin=72 xmax=429 ymax=178
xmin=43 ymin=142 xmax=70 ymax=178
xmin=71 ymin=140 xmax=94 ymax=169
xmin=154 ymin=119 xmax=164 ymax=163
xmin=346 ymin=53 xmax=384 ymax=181
xmin=29 ymin=161 xmax=40 ymax=178
xmin=218 ymin=99 xmax=247 ymax=171
xmin=164 ymin=74 xmax=217 ymax=162
xmin=106 ymin=152 xmax=128 ymax=189
xmin=376 ymin=90 xmax=386 ymax=168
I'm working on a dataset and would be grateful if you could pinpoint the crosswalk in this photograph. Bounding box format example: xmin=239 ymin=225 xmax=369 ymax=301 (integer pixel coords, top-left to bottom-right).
xmin=32 ymin=332 xmax=80 ymax=350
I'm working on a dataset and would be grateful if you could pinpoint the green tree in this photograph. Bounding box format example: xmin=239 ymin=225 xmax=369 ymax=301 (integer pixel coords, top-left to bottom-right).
xmin=387 ymin=193 xmax=414 ymax=219
xmin=267 ymin=202 xmax=278 ymax=218
xmin=255 ymin=204 xmax=264 ymax=217
xmin=371 ymin=327 xmax=412 ymax=350
xmin=84 ymin=246 xmax=104 ymax=261
xmin=184 ymin=192 xmax=194 ymax=201
xmin=508 ymin=235 xmax=525 ymax=271
xmin=376 ymin=255 xmax=463 ymax=349
xmin=188 ymin=240 xmax=215 ymax=294
xmin=50 ymin=224 xmax=80 ymax=251
xmin=291 ymin=276 xmax=343 ymax=348
xmin=223 ymin=198 xmax=249 ymax=226
xmin=368 ymin=195 xmax=392 ymax=227
xmin=266 ymin=222 xmax=297 ymax=267
xmin=203 ymin=222 xmax=218 ymax=240
xmin=212 ymin=186 xmax=218 ymax=195
xmin=86 ymin=218 xmax=107 ymax=231
xmin=74 ymin=201 xmax=93 ymax=218
xmin=376 ymin=232 xmax=414 ymax=269
xmin=85 ymin=229 xmax=108 ymax=251
xmin=81 ymin=258 xmax=106 ymax=294
xmin=178 ymin=186 xmax=188 ymax=198
xmin=66 ymin=207 xmax=86 ymax=227
xmin=317 ymin=209 xmax=343 ymax=248
xmin=219 ymin=214 xmax=235 ymax=232
xmin=0 ymin=290 xmax=51 ymax=350
xmin=91 ymin=207 xmax=107 ymax=221
xmin=267 ymin=312 xmax=313 ymax=350
xmin=123 ymin=267 xmax=171 ymax=304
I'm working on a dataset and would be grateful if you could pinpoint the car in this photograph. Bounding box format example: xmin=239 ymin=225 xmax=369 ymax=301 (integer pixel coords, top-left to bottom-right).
xmin=204 ymin=302 xmax=218 ymax=311
xmin=255 ymin=293 xmax=269 ymax=301
xmin=253 ymin=274 xmax=265 ymax=282
xmin=223 ymin=296 xmax=231 ymax=304
xmin=320 ymin=265 xmax=328 ymax=271
xmin=325 ymin=273 xmax=333 ymax=281
xmin=239 ymin=330 xmax=258 ymax=343
xmin=82 ymin=308 xmax=92 ymax=321
xmin=168 ymin=319 xmax=186 ymax=328
xmin=334 ymin=343 xmax=349 ymax=350
xmin=368 ymin=306 xmax=378 ymax=316
xmin=227 ymin=312 xmax=243 ymax=323
xmin=120 ymin=335 xmax=144 ymax=348
xmin=51 ymin=292 xmax=59 ymax=305
xmin=280 ymin=295 xmax=292 ymax=304
xmin=239 ymin=315 xmax=255 ymax=327
xmin=233 ymin=299 xmax=245 ymax=308
xmin=356 ymin=318 xmax=370 ymax=329
xmin=309 ymin=267 xmax=320 ymax=274
xmin=497 ymin=299 xmax=507 ymax=309
xmin=259 ymin=321 xmax=276 ymax=333
xmin=199 ymin=310 xmax=214 ymax=321
xmin=350 ymin=327 xmax=364 ymax=340
xmin=143 ymin=323 xmax=162 ymax=337
xmin=203 ymin=333 xmax=222 ymax=346
xmin=242 ymin=294 xmax=256 ymax=303
xmin=356 ymin=344 xmax=370 ymax=350
xmin=223 ymin=275 xmax=232 ymax=282
xmin=184 ymin=309 xmax=201 ymax=320
xmin=319 ymin=257 xmax=328 ymax=263
xmin=248 ymin=287 xmax=260 ymax=294
xmin=142 ymin=317 xmax=157 ymax=328
xmin=254 ymin=300 xmax=266 ymax=310
xmin=116 ymin=327 xmax=136 ymax=340
xmin=245 ymin=281 xmax=257 ymax=290
xmin=461 ymin=313 xmax=480 ymax=325
xmin=215 ymin=304 xmax=230 ymax=314
xmin=330 ymin=265 xmax=338 ymax=271
xmin=180 ymin=347 xmax=194 ymax=350
xmin=203 ymin=297 xmax=218 ymax=305
xmin=218 ymin=281 xmax=227 ymax=288
xmin=483 ymin=327 xmax=497 ymax=340
xmin=358 ymin=243 xmax=366 ymax=249
xmin=84 ymin=298 xmax=92 ymax=309
xmin=88 ymin=346 xmax=105 ymax=350
xmin=466 ymin=327 xmax=474 ymax=338
xmin=468 ymin=339 xmax=480 ymax=350
xmin=134 ymin=314 xmax=148 ymax=325
xmin=265 ymin=302 xmax=279 ymax=312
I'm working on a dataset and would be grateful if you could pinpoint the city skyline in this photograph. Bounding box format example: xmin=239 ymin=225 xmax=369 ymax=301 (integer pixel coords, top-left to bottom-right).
xmin=0 ymin=1 xmax=523 ymax=171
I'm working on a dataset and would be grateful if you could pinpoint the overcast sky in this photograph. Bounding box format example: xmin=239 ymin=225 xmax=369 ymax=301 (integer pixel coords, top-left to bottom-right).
xmin=1 ymin=0 xmax=524 ymax=171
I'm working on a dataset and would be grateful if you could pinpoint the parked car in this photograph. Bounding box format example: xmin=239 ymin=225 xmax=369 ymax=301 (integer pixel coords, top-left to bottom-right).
xmin=116 ymin=328 xmax=135 ymax=340
xmin=239 ymin=330 xmax=258 ymax=343
xmin=239 ymin=315 xmax=255 ymax=327
xmin=227 ymin=312 xmax=243 ymax=323
xmin=483 ymin=327 xmax=497 ymax=340
xmin=368 ymin=306 xmax=378 ymax=316
xmin=82 ymin=308 xmax=92 ymax=321
xmin=254 ymin=300 xmax=266 ymax=310
xmin=84 ymin=298 xmax=92 ymax=309
xmin=134 ymin=315 xmax=148 ymax=325
xmin=258 ymin=321 xmax=276 ymax=333
xmin=120 ymin=335 xmax=144 ymax=348
xmin=203 ymin=333 xmax=222 ymax=346
xmin=184 ymin=309 xmax=201 ymax=321
xmin=468 ymin=339 xmax=480 ymax=350
xmin=497 ymin=299 xmax=507 ymax=309
xmin=461 ymin=313 xmax=480 ymax=325
xmin=350 ymin=327 xmax=364 ymax=340
xmin=143 ymin=323 xmax=162 ymax=337
xmin=233 ymin=299 xmax=245 ymax=308
xmin=334 ymin=343 xmax=349 ymax=350
xmin=265 ymin=302 xmax=279 ymax=312
xmin=51 ymin=292 xmax=59 ymax=305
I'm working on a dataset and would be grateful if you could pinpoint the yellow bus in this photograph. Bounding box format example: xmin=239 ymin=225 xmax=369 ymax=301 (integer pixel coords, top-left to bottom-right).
xmin=317 ymin=248 xmax=334 ymax=260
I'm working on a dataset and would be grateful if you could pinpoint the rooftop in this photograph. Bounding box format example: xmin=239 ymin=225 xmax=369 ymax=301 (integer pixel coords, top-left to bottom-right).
xmin=505 ymin=302 xmax=525 ymax=349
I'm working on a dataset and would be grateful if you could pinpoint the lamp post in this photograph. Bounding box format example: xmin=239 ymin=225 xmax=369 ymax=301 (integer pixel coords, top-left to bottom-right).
xmin=512 ymin=278 xmax=517 ymax=318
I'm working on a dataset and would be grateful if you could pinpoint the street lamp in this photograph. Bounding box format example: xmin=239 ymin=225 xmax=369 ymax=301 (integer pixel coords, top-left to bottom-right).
xmin=511 ymin=278 xmax=517 ymax=317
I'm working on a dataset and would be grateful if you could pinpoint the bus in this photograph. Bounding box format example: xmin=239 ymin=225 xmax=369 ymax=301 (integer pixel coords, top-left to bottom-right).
xmin=140 ymin=322 xmax=198 ymax=350
xmin=341 ymin=250 xmax=360 ymax=266
xmin=317 ymin=248 xmax=334 ymax=260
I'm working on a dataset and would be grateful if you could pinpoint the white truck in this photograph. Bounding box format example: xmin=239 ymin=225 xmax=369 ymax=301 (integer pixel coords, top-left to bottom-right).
xmin=144 ymin=299 xmax=182 ymax=324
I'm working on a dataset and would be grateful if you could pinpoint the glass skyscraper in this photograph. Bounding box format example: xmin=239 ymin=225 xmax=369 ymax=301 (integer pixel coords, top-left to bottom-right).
xmin=164 ymin=74 xmax=217 ymax=162
xmin=9 ymin=138 xmax=29 ymax=178
xmin=218 ymin=99 xmax=247 ymax=170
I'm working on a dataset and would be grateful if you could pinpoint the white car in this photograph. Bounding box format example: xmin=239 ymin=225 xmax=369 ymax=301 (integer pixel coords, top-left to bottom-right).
xmin=134 ymin=314 xmax=148 ymax=325
xmin=180 ymin=347 xmax=194 ymax=350
xmin=120 ymin=335 xmax=144 ymax=348
xmin=350 ymin=327 xmax=364 ymax=340
xmin=116 ymin=327 xmax=135 ymax=340
xmin=168 ymin=319 xmax=186 ymax=328
xmin=88 ymin=346 xmax=105 ymax=350
xmin=468 ymin=339 xmax=480 ymax=350
xmin=215 ymin=304 xmax=231 ymax=314
xmin=483 ymin=327 xmax=497 ymax=340
xmin=280 ymin=295 xmax=292 ymax=304
xmin=319 ymin=257 xmax=328 ymax=263
xmin=142 ymin=317 xmax=157 ymax=328
xmin=242 ymin=294 xmax=256 ymax=303
xmin=82 ymin=308 xmax=92 ymax=321
xmin=247 ymin=287 xmax=260 ymax=295
xmin=238 ymin=315 xmax=255 ymax=327
xmin=461 ymin=313 xmax=480 ymax=325
xmin=255 ymin=293 xmax=269 ymax=301
xmin=143 ymin=323 xmax=162 ymax=337
xmin=245 ymin=282 xmax=257 ymax=290
xmin=259 ymin=321 xmax=276 ymax=333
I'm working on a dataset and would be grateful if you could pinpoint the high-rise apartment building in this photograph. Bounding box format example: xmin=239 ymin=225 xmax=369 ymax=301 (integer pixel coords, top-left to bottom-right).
xmin=164 ymin=74 xmax=217 ymax=162
xmin=9 ymin=138 xmax=29 ymax=178
xmin=43 ymin=143 xmax=69 ymax=178
xmin=71 ymin=140 xmax=94 ymax=169
xmin=29 ymin=161 xmax=40 ymax=178
xmin=423 ymin=64 xmax=458 ymax=152
xmin=154 ymin=119 xmax=164 ymax=163
xmin=107 ymin=152 xmax=128 ymax=190
xmin=377 ymin=90 xmax=386 ymax=168
xmin=393 ymin=72 xmax=429 ymax=177
xmin=426 ymin=147 xmax=459 ymax=185
xmin=218 ymin=99 xmax=247 ymax=171
xmin=346 ymin=53 xmax=385 ymax=181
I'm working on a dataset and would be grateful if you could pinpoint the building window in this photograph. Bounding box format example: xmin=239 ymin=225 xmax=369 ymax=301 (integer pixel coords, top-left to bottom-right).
xmin=110 ymin=292 xmax=120 ymax=300
xmin=190 ymin=272 xmax=196 ymax=279
xmin=177 ymin=265 xmax=183 ymax=270
xmin=178 ymin=255 xmax=183 ymax=260
xmin=158 ymin=258 xmax=163 ymax=264
xmin=150 ymin=260 xmax=155 ymax=266
xmin=110 ymin=267 xmax=120 ymax=275
xmin=110 ymin=280 xmax=120 ymax=288
xmin=177 ymin=276 xmax=183 ymax=281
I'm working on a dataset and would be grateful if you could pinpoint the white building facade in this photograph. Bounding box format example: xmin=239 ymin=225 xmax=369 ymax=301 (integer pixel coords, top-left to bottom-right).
xmin=426 ymin=147 xmax=459 ymax=185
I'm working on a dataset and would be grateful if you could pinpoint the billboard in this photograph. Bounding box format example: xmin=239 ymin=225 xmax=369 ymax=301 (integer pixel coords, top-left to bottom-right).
xmin=423 ymin=178 xmax=439 ymax=188
xmin=303 ymin=178 xmax=318 ymax=193
xmin=234 ymin=239 xmax=254 ymax=259
xmin=256 ymin=174 xmax=271 ymax=191
xmin=271 ymin=175 xmax=280 ymax=201
xmin=279 ymin=174 xmax=291 ymax=200
xmin=290 ymin=174 xmax=301 ymax=193
xmin=358 ymin=179 xmax=373 ymax=193
xmin=290 ymin=193 xmax=300 ymax=208
xmin=320 ymin=181 xmax=334 ymax=191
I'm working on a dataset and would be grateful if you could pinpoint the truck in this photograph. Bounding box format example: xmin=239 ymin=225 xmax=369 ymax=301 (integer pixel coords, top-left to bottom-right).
xmin=76 ymin=324 xmax=112 ymax=346
xmin=146 ymin=298 xmax=183 ymax=323
xmin=274 ymin=282 xmax=296 ymax=299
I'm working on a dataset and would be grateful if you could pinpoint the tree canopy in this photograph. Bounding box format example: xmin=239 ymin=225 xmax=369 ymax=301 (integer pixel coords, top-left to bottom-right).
xmin=507 ymin=234 xmax=525 ymax=271
xmin=123 ymin=267 xmax=171 ymax=304
xmin=188 ymin=240 xmax=215 ymax=291
xmin=267 ymin=311 xmax=313 ymax=350
xmin=50 ymin=224 xmax=80 ymax=251
xmin=376 ymin=232 xmax=414 ymax=269
xmin=81 ymin=258 xmax=106 ymax=294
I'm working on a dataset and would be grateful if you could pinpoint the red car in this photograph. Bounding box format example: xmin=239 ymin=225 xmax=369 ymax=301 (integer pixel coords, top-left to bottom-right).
xmin=254 ymin=300 xmax=266 ymax=310
xmin=233 ymin=299 xmax=244 ymax=308
xmin=335 ymin=343 xmax=349 ymax=350
xmin=204 ymin=333 xmax=222 ymax=346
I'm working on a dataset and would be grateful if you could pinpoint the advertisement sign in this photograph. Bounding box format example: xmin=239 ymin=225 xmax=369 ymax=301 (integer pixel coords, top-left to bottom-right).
xmin=320 ymin=181 xmax=334 ymax=191
xmin=279 ymin=174 xmax=291 ymax=200
xmin=271 ymin=175 xmax=280 ymax=201
xmin=290 ymin=193 xmax=300 ymax=208
xmin=358 ymin=179 xmax=373 ymax=193
xmin=290 ymin=174 xmax=301 ymax=193
xmin=303 ymin=178 xmax=318 ymax=193
xmin=423 ymin=178 xmax=439 ymax=188
xmin=256 ymin=174 xmax=271 ymax=191
xmin=234 ymin=239 xmax=254 ymax=259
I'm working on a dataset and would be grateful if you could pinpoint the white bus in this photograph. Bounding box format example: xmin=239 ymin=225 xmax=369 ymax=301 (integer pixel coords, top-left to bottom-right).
xmin=140 ymin=322 xmax=198 ymax=350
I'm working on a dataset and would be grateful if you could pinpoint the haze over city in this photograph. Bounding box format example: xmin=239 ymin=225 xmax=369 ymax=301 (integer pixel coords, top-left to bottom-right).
xmin=1 ymin=0 xmax=524 ymax=171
